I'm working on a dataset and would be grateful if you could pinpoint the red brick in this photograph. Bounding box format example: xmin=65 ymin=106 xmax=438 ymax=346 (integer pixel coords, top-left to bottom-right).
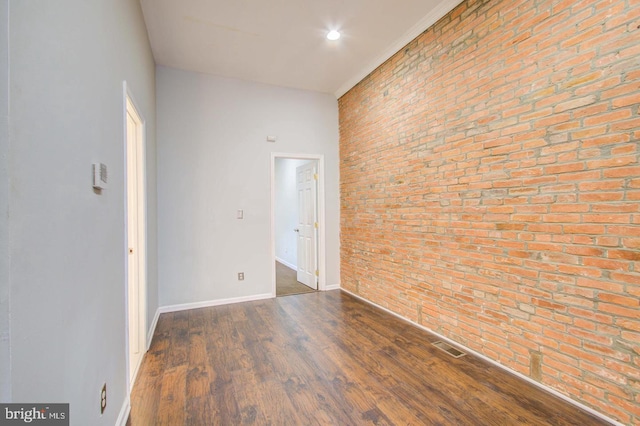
xmin=616 ymin=318 xmax=640 ymax=332
xmin=581 ymin=133 xmax=632 ymax=148
xmin=603 ymin=166 xmax=640 ymax=178
xmin=563 ymin=224 xmax=605 ymax=234
xmin=598 ymin=293 xmax=640 ymax=307
xmin=582 ymin=214 xmax=632 ymax=224
xmin=592 ymin=203 xmax=639 ymax=213
xmin=598 ymin=303 xmax=640 ymax=318
xmin=608 ymin=249 xmax=640 ymax=261
xmin=611 ymin=273 xmax=640 ymax=287
xmin=544 ymin=162 xmax=585 ymax=174
xmin=582 ymin=257 xmax=629 ymax=271
xmin=579 ymin=192 xmax=625 ymax=202
xmin=608 ymin=226 xmax=640 ymax=237
xmin=554 ymin=95 xmax=597 ymax=112
xmin=339 ymin=0 xmax=640 ymax=423
xmin=586 ymin=156 xmax=638 ymax=169
xmin=612 ymin=93 xmax=640 ymax=108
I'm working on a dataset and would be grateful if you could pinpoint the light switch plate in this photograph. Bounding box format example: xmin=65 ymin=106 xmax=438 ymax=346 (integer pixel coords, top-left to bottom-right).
xmin=93 ymin=163 xmax=108 ymax=190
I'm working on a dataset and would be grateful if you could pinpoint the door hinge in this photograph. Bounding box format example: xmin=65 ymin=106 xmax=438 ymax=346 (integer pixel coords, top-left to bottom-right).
xmin=314 ymin=173 xmax=318 ymax=181
xmin=314 ymin=222 xmax=318 ymax=229
xmin=315 ymin=270 xmax=319 ymax=277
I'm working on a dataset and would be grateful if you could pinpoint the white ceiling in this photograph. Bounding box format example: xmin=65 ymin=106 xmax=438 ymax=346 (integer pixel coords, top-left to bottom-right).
xmin=139 ymin=0 xmax=463 ymax=97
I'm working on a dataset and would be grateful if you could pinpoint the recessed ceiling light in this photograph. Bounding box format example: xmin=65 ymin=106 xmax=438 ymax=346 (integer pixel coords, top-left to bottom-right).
xmin=326 ymin=30 xmax=341 ymax=41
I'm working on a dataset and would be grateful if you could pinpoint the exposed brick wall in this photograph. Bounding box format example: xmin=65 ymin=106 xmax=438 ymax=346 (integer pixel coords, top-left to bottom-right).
xmin=338 ymin=0 xmax=640 ymax=423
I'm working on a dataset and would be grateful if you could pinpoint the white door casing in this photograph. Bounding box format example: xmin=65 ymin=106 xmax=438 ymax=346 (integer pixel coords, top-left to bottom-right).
xmin=125 ymin=88 xmax=147 ymax=389
xmin=270 ymin=153 xmax=326 ymax=297
xmin=296 ymin=161 xmax=318 ymax=289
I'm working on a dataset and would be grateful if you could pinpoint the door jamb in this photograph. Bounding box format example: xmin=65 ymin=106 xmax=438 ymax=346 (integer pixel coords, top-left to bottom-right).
xmin=270 ymin=153 xmax=326 ymax=297
xmin=123 ymin=81 xmax=148 ymax=391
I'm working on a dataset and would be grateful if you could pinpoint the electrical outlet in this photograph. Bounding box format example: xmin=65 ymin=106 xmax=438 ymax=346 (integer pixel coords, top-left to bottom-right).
xmin=238 ymin=272 xmax=244 ymax=281
xmin=100 ymin=383 xmax=107 ymax=415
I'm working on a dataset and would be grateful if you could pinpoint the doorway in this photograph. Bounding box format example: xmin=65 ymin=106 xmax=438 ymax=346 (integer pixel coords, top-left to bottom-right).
xmin=271 ymin=154 xmax=326 ymax=297
xmin=124 ymin=84 xmax=147 ymax=389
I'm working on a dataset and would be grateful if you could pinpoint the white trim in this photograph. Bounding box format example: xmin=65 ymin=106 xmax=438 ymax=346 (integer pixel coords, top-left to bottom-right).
xmin=122 ymin=81 xmax=149 ymax=393
xmin=275 ymin=257 xmax=296 ymax=271
xmin=147 ymin=308 xmax=160 ymax=350
xmin=115 ymin=396 xmax=131 ymax=426
xmin=270 ymin=153 xmax=327 ymax=296
xmin=159 ymin=293 xmax=273 ymax=314
xmin=340 ymin=289 xmax=623 ymax=426
xmin=324 ymin=284 xmax=341 ymax=291
xmin=128 ymin=356 xmax=143 ymax=392
xmin=334 ymin=0 xmax=464 ymax=98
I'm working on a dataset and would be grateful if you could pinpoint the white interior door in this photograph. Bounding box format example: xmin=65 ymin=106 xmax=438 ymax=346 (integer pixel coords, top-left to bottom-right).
xmin=126 ymin=95 xmax=146 ymax=387
xmin=296 ymin=162 xmax=318 ymax=289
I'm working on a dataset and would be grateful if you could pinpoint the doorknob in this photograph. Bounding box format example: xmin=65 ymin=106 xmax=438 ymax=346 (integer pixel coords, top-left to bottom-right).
xmin=129 ymin=248 xmax=134 ymax=254
xmin=294 ymin=228 xmax=299 ymax=233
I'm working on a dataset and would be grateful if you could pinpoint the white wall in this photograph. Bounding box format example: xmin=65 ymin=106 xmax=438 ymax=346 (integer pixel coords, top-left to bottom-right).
xmin=157 ymin=67 xmax=339 ymax=306
xmin=7 ymin=1 xmax=157 ymax=424
xmin=274 ymin=158 xmax=311 ymax=268
xmin=0 ymin=0 xmax=10 ymax=403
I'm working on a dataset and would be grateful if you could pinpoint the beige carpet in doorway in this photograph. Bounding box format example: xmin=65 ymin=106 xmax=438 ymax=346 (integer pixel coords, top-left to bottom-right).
xmin=276 ymin=261 xmax=316 ymax=297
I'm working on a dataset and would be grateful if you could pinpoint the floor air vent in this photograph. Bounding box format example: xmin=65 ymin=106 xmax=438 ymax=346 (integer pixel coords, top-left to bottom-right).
xmin=432 ymin=341 xmax=466 ymax=358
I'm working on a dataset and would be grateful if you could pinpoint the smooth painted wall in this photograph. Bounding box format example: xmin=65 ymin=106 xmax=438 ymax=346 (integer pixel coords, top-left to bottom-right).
xmin=157 ymin=66 xmax=339 ymax=306
xmin=7 ymin=0 xmax=157 ymax=424
xmin=274 ymin=158 xmax=312 ymax=268
xmin=0 ymin=0 xmax=10 ymax=402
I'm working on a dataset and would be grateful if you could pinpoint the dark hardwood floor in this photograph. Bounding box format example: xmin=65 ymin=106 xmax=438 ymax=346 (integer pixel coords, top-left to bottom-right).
xmin=128 ymin=290 xmax=607 ymax=425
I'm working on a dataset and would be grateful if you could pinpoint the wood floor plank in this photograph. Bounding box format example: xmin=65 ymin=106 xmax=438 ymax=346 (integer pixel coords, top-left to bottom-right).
xmin=129 ymin=311 xmax=173 ymax=424
xmin=251 ymin=301 xmax=354 ymax=425
xmin=185 ymin=396 xmax=216 ymax=426
xmin=314 ymin=337 xmax=428 ymax=425
xmin=129 ymin=290 xmax=609 ymax=426
xmin=168 ymin=311 xmax=190 ymax=368
xmin=279 ymin=294 xmax=453 ymax=425
xmin=186 ymin=329 xmax=210 ymax=398
xmin=204 ymin=306 xmax=241 ymax=424
xmin=157 ymin=365 xmax=187 ymax=425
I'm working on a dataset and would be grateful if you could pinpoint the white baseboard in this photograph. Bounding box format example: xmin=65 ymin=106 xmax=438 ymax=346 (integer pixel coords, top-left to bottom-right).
xmin=323 ymin=284 xmax=341 ymax=291
xmin=115 ymin=396 xmax=130 ymax=426
xmin=340 ymin=289 xmax=622 ymax=426
xmin=159 ymin=293 xmax=273 ymax=314
xmin=275 ymin=257 xmax=297 ymax=270
xmin=147 ymin=308 xmax=160 ymax=350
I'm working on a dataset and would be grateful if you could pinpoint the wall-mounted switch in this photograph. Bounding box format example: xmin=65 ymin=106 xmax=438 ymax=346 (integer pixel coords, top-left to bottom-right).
xmin=92 ymin=163 xmax=108 ymax=190
xmin=266 ymin=136 xmax=277 ymax=142
xmin=237 ymin=209 xmax=244 ymax=219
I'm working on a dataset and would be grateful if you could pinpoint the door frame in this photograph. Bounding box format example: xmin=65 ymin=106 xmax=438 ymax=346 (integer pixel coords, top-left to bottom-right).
xmin=123 ymin=81 xmax=147 ymax=391
xmin=270 ymin=153 xmax=326 ymax=297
